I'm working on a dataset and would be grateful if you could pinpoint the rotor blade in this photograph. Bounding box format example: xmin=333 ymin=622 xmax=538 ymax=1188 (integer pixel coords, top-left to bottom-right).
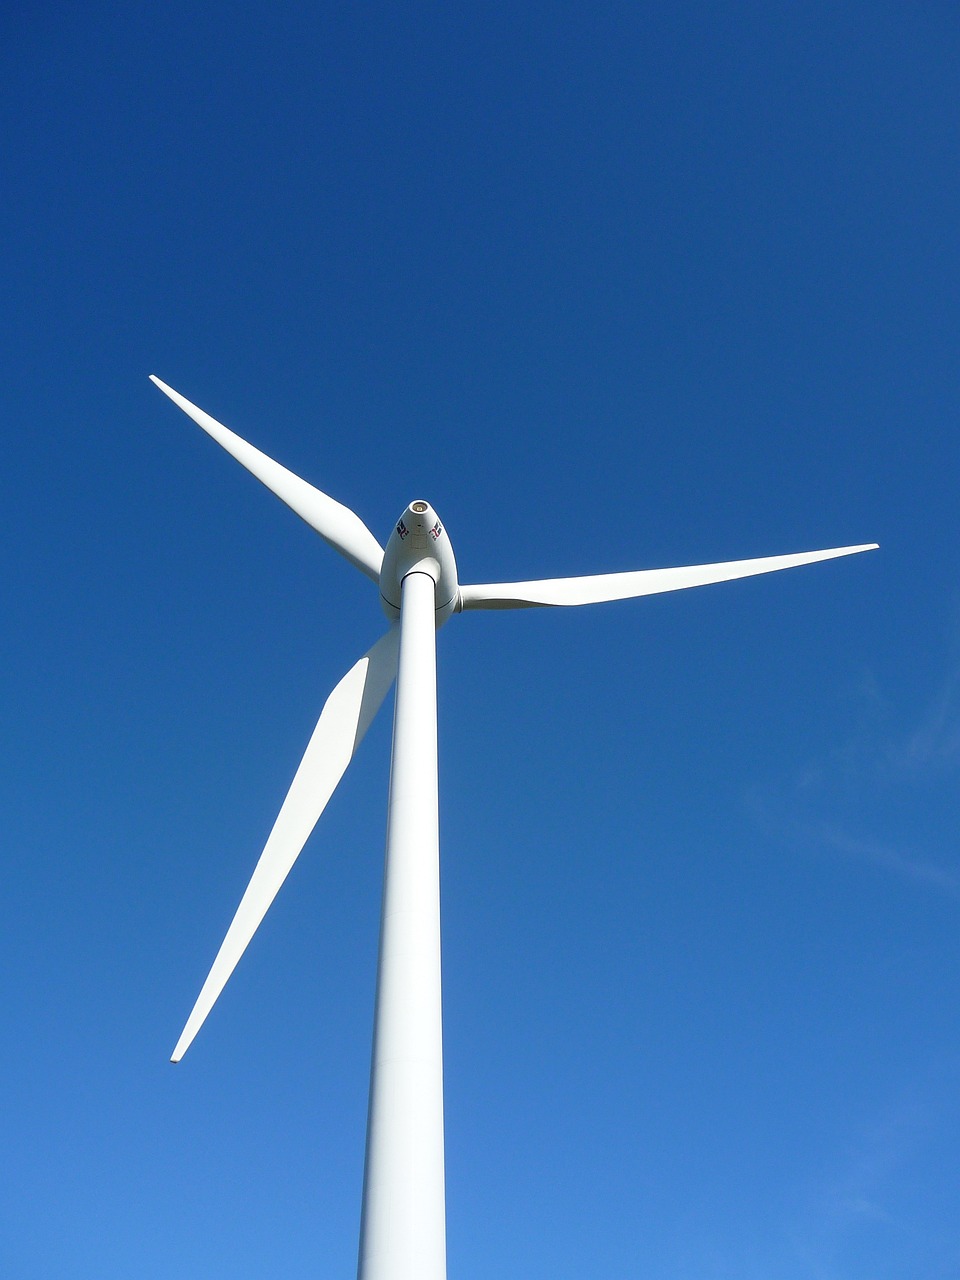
xmin=459 ymin=543 xmax=878 ymax=610
xmin=150 ymin=376 xmax=384 ymax=581
xmin=171 ymin=628 xmax=399 ymax=1062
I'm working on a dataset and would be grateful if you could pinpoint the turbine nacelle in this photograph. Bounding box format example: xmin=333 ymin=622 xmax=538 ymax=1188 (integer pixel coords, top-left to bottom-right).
xmin=379 ymin=500 xmax=460 ymax=625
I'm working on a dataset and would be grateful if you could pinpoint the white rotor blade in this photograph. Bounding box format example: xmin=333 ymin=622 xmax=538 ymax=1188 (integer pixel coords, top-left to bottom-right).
xmin=459 ymin=543 xmax=878 ymax=609
xmin=172 ymin=628 xmax=399 ymax=1062
xmin=150 ymin=376 xmax=384 ymax=581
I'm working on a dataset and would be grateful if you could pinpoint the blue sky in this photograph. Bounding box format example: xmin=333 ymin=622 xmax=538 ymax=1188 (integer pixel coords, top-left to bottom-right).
xmin=2 ymin=3 xmax=958 ymax=1276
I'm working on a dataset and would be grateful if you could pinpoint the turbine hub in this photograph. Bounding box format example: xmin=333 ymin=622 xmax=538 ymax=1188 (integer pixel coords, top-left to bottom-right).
xmin=379 ymin=501 xmax=459 ymax=625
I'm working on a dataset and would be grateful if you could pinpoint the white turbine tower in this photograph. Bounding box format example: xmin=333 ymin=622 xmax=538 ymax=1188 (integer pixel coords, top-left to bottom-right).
xmin=152 ymin=375 xmax=877 ymax=1280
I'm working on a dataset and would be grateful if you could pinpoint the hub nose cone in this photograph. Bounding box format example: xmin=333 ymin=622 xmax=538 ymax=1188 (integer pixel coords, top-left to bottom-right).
xmin=396 ymin=501 xmax=442 ymax=550
xmin=380 ymin=501 xmax=459 ymax=624
xmin=404 ymin=500 xmax=435 ymax=528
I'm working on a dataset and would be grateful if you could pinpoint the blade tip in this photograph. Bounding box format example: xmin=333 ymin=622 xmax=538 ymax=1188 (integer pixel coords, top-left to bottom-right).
xmin=170 ymin=1030 xmax=192 ymax=1062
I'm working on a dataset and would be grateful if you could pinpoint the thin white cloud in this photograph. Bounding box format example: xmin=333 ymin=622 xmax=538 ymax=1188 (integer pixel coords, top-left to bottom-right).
xmin=808 ymin=1062 xmax=960 ymax=1273
xmin=813 ymin=824 xmax=960 ymax=900
xmin=893 ymin=667 xmax=960 ymax=774
xmin=750 ymin=649 xmax=960 ymax=901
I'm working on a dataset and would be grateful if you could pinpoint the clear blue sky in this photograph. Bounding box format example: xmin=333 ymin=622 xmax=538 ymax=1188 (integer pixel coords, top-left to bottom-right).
xmin=2 ymin=3 xmax=958 ymax=1276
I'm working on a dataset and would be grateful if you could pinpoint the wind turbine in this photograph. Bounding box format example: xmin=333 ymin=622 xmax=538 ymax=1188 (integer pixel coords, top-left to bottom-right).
xmin=151 ymin=375 xmax=877 ymax=1280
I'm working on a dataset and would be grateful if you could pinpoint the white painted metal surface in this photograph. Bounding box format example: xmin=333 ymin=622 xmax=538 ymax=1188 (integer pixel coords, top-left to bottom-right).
xmin=358 ymin=569 xmax=446 ymax=1280
xmin=458 ymin=543 xmax=879 ymax=609
xmin=149 ymin=376 xmax=385 ymax=580
xmin=171 ymin=629 xmax=399 ymax=1062
xmin=151 ymin=376 xmax=878 ymax=1279
xmin=379 ymin=500 xmax=459 ymax=625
